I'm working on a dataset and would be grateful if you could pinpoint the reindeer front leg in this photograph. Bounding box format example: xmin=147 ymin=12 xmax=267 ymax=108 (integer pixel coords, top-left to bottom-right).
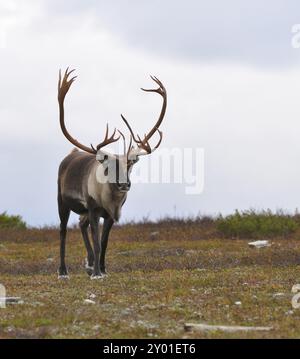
xmin=89 ymin=211 xmax=102 ymax=279
xmin=100 ymin=217 xmax=114 ymax=275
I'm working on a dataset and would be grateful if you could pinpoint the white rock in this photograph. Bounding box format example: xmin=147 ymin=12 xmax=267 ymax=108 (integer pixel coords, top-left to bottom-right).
xmin=120 ymin=308 xmax=131 ymax=315
xmin=84 ymin=299 xmax=96 ymax=305
xmin=285 ymin=310 xmax=294 ymax=316
xmin=292 ymin=284 xmax=300 ymax=293
xmin=273 ymin=293 xmax=285 ymax=298
xmin=235 ymin=301 xmax=242 ymax=306
xmin=184 ymin=323 xmax=273 ymax=333
xmin=0 ymin=297 xmax=22 ymax=305
xmin=248 ymin=240 xmax=271 ymax=248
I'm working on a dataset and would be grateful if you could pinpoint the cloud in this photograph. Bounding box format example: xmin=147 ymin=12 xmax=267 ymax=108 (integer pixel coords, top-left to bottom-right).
xmin=44 ymin=0 xmax=300 ymax=67
xmin=1 ymin=2 xmax=300 ymax=226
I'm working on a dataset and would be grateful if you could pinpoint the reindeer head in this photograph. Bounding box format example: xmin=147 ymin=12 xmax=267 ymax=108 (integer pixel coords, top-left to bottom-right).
xmin=58 ymin=68 xmax=167 ymax=193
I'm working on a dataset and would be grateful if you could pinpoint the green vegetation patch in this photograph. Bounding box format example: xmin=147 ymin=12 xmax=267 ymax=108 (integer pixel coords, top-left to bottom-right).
xmin=217 ymin=210 xmax=299 ymax=239
xmin=0 ymin=212 xmax=26 ymax=229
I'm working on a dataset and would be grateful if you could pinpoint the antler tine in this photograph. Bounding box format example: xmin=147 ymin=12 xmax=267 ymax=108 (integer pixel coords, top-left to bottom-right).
xmin=152 ymin=75 xmax=165 ymax=89
xmin=90 ymin=144 xmax=97 ymax=153
xmin=95 ymin=125 xmax=120 ymax=151
xmin=58 ymin=68 xmax=77 ymax=101
xmin=121 ymin=114 xmax=140 ymax=143
xmin=104 ymin=123 xmax=109 ymax=141
xmin=127 ymin=135 xmax=133 ymax=158
xmin=118 ymin=130 xmax=134 ymax=159
xmin=141 ymin=75 xmax=166 ymax=95
xmin=135 ymin=127 xmax=163 ymax=154
xmin=118 ymin=129 xmax=126 ymax=156
xmin=152 ymin=127 xmax=163 ymax=151
xmin=136 ymin=134 xmax=151 ymax=154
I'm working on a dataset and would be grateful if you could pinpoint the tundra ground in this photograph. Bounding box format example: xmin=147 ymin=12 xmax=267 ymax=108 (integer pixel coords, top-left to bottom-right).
xmin=0 ymin=221 xmax=300 ymax=339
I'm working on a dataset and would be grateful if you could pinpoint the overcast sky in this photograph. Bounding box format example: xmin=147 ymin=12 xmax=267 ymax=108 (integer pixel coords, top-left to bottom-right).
xmin=1 ymin=0 xmax=300 ymax=226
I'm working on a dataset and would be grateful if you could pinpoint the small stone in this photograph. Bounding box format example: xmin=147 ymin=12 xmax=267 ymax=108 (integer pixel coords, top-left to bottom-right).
xmin=30 ymin=301 xmax=44 ymax=307
xmin=248 ymin=240 xmax=271 ymax=248
xmin=141 ymin=304 xmax=156 ymax=310
xmin=285 ymin=310 xmax=294 ymax=316
xmin=120 ymin=308 xmax=131 ymax=315
xmin=1 ymin=297 xmax=23 ymax=305
xmin=235 ymin=301 xmax=242 ymax=306
xmin=184 ymin=323 xmax=273 ymax=333
xmin=273 ymin=293 xmax=285 ymax=298
xmin=186 ymin=250 xmax=197 ymax=256
xmin=84 ymin=299 xmax=95 ymax=305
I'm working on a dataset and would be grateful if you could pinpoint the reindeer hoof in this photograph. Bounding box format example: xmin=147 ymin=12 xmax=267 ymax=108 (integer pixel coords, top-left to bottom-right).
xmin=85 ymin=258 xmax=94 ymax=270
xmin=90 ymin=275 xmax=103 ymax=280
xmin=84 ymin=259 xmax=94 ymax=276
xmin=58 ymin=274 xmax=70 ymax=280
xmin=86 ymin=268 xmax=93 ymax=276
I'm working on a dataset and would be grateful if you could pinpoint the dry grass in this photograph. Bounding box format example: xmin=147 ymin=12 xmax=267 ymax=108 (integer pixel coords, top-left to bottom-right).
xmin=0 ymin=222 xmax=300 ymax=339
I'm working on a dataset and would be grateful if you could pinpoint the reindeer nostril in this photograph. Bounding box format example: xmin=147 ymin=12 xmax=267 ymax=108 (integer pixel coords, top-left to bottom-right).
xmin=120 ymin=182 xmax=131 ymax=191
xmin=117 ymin=182 xmax=130 ymax=191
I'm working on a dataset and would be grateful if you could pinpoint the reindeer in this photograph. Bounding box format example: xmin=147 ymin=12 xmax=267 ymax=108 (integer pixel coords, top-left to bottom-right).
xmin=57 ymin=69 xmax=167 ymax=279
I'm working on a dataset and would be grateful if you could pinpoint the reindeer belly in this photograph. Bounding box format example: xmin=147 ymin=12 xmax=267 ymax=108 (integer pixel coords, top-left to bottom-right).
xmin=62 ymin=195 xmax=88 ymax=215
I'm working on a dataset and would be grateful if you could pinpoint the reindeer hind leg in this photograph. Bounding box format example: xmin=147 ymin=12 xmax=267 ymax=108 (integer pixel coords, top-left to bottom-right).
xmin=58 ymin=199 xmax=70 ymax=278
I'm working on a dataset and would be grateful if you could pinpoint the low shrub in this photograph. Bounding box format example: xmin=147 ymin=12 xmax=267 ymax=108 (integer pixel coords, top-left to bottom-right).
xmin=0 ymin=212 xmax=27 ymax=229
xmin=216 ymin=209 xmax=299 ymax=239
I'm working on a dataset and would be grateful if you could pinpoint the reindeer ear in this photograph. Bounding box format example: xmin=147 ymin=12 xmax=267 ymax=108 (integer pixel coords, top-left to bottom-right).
xmin=128 ymin=152 xmax=139 ymax=165
xmin=127 ymin=157 xmax=139 ymax=168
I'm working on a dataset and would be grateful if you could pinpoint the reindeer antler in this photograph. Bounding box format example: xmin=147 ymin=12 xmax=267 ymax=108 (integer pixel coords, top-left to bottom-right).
xmin=121 ymin=75 xmax=167 ymax=157
xmin=58 ymin=68 xmax=120 ymax=155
